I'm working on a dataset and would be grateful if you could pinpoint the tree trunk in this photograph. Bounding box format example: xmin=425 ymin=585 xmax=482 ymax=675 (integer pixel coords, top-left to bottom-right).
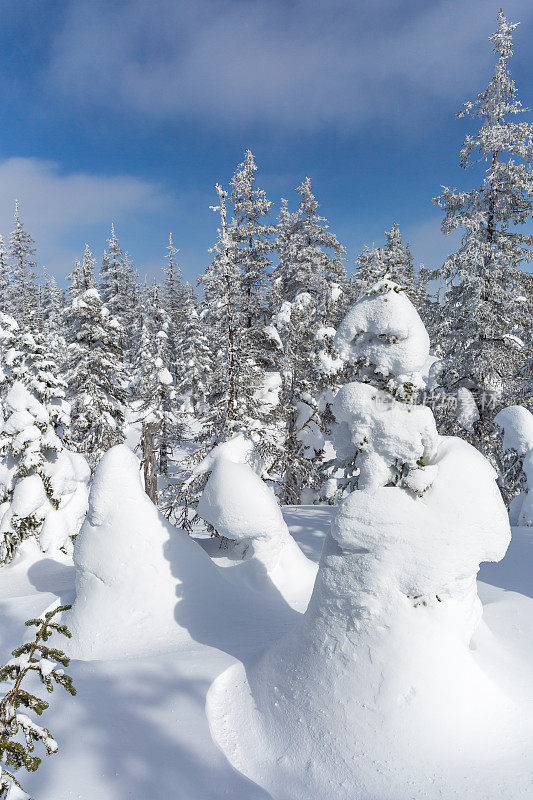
xmin=142 ymin=421 xmax=159 ymax=504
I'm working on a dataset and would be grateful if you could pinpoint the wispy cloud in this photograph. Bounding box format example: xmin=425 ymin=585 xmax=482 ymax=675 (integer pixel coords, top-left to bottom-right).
xmin=45 ymin=0 xmax=533 ymax=132
xmin=0 ymin=158 xmax=172 ymax=278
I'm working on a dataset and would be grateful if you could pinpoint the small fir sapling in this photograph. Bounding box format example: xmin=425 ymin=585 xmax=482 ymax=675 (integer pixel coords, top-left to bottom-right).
xmin=0 ymin=604 xmax=75 ymax=800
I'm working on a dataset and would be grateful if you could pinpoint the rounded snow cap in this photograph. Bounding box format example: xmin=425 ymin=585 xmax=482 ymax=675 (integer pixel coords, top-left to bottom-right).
xmin=334 ymin=278 xmax=429 ymax=382
xmin=88 ymin=444 xmax=142 ymax=526
xmin=495 ymin=405 xmax=533 ymax=456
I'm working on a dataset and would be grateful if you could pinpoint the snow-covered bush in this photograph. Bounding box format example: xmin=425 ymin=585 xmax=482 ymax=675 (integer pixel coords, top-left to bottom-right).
xmin=0 ymin=382 xmax=89 ymax=564
xmin=495 ymin=405 xmax=533 ymax=525
xmin=207 ymin=276 xmax=516 ymax=800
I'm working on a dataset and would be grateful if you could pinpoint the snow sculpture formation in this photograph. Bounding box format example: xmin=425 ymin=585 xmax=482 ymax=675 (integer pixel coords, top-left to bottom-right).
xmin=207 ymin=280 xmax=523 ymax=800
xmin=495 ymin=404 xmax=533 ymax=526
xmin=197 ymin=433 xmax=317 ymax=611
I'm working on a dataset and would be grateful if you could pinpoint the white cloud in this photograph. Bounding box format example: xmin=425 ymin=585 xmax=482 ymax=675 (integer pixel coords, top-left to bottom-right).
xmin=46 ymin=0 xmax=533 ymax=131
xmin=0 ymin=158 xmax=172 ymax=279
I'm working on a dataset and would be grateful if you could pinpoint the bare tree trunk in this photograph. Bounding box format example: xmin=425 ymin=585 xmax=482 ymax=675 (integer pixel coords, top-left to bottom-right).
xmin=142 ymin=421 xmax=159 ymax=504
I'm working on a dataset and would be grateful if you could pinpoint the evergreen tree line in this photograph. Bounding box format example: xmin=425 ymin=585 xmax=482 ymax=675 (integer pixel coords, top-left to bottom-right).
xmin=0 ymin=11 xmax=531 ymax=528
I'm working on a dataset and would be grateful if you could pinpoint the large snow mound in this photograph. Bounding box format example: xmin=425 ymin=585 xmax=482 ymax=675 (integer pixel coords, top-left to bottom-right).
xmin=206 ymin=437 xmax=526 ymax=800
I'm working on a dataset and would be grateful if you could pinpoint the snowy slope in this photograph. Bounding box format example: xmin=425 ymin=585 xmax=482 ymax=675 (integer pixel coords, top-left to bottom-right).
xmin=0 ymin=511 xmax=531 ymax=800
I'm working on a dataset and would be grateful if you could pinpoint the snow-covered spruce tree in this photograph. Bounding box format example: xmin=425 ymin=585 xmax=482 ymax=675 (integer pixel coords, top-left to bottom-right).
xmin=229 ymin=150 xmax=274 ymax=331
xmin=271 ymin=179 xmax=346 ymax=503
xmin=65 ymin=287 xmax=126 ymax=468
xmin=68 ymin=245 xmax=96 ymax=301
xmin=172 ymin=184 xmax=278 ymax=530
xmin=495 ymin=404 xmax=533 ymax=525
xmin=429 ymin=11 xmax=533 ymax=478
xmin=0 ymin=237 xmax=11 ymax=316
xmin=174 ymin=284 xmax=211 ymax=426
xmin=162 ymin=233 xmax=188 ymax=386
xmin=0 ymin=382 xmax=64 ymax=563
xmin=0 ymin=316 xmax=89 ymax=564
xmin=354 ymin=225 xmax=420 ymax=304
xmin=100 ymin=225 xmax=139 ymax=360
xmin=5 ymin=325 xmax=70 ymax=442
xmin=353 ymin=244 xmax=385 ymax=298
xmin=0 ymin=604 xmax=75 ymax=800
xmin=40 ymin=268 xmax=63 ymax=336
xmin=132 ymin=282 xmax=175 ymax=500
xmin=7 ymin=202 xmax=38 ymax=326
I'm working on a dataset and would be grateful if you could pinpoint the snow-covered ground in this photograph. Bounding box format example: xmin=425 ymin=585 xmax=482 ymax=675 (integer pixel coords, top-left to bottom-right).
xmin=0 ymin=509 xmax=531 ymax=800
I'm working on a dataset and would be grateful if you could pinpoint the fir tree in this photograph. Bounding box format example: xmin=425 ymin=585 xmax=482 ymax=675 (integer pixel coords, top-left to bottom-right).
xmin=68 ymin=245 xmax=96 ymax=301
xmin=0 ymin=604 xmax=75 ymax=799
xmin=271 ymin=179 xmax=346 ymax=502
xmin=0 ymin=237 xmax=11 ymax=316
xmin=162 ymin=233 xmax=188 ymax=385
xmin=229 ymin=150 xmax=274 ymax=331
xmin=428 ymin=11 xmax=533 ymax=478
xmin=354 ymin=225 xmax=419 ymax=304
xmin=100 ymin=226 xmax=139 ymax=360
xmin=8 ymin=202 xmax=37 ymax=325
xmin=174 ymin=285 xmax=211 ymax=425
xmin=132 ymin=280 xmax=175 ymax=496
xmin=0 ymin=382 xmax=63 ymax=563
xmin=65 ymin=287 xmax=126 ymax=468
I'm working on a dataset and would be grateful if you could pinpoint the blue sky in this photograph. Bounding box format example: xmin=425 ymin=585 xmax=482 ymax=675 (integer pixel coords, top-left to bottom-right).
xmin=0 ymin=0 xmax=532 ymax=285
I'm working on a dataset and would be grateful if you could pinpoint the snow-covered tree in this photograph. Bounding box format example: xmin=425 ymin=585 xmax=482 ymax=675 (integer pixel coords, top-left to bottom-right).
xmin=200 ymin=184 xmax=274 ymax=443
xmin=65 ymin=288 xmax=126 ymax=467
xmin=174 ymin=285 xmax=211 ymax=425
xmin=40 ymin=268 xmax=63 ymax=336
xmin=5 ymin=326 xmax=70 ymax=441
xmin=271 ymin=179 xmax=346 ymax=502
xmin=171 ymin=184 xmax=276 ymax=529
xmin=428 ymin=11 xmax=533 ymax=475
xmin=132 ymin=282 xmax=175 ymax=498
xmin=354 ymin=225 xmax=419 ymax=304
xmin=68 ymin=245 xmax=96 ymax=301
xmin=162 ymin=233 xmax=188 ymax=385
xmin=0 ymin=604 xmax=76 ymax=800
xmin=7 ymin=202 xmax=38 ymax=325
xmin=100 ymin=226 xmax=139 ymax=359
xmin=0 ymin=237 xmax=12 ymax=316
xmin=329 ymin=277 xmax=433 ymax=499
xmin=495 ymin=404 xmax=533 ymax=522
xmin=230 ymin=150 xmax=274 ymax=331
